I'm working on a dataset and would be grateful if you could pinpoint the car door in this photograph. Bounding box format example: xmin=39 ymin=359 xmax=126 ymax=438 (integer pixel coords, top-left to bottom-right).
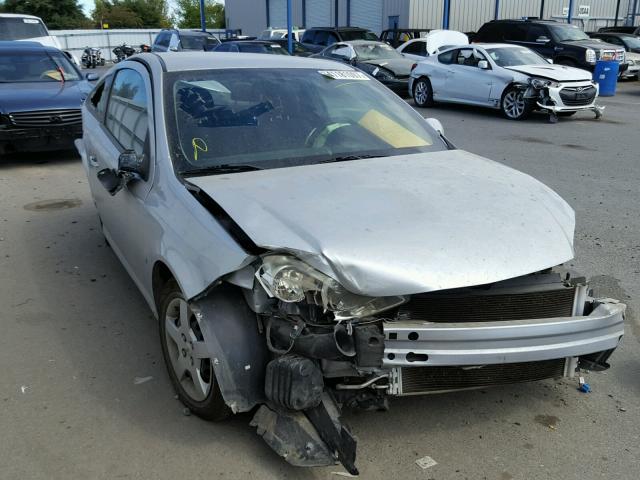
xmin=445 ymin=48 xmax=494 ymax=104
xmin=428 ymin=48 xmax=456 ymax=98
xmin=85 ymin=63 xmax=156 ymax=291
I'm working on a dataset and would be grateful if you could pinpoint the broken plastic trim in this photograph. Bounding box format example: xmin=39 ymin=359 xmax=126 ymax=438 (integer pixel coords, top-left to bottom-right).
xmin=187 ymin=185 xmax=264 ymax=255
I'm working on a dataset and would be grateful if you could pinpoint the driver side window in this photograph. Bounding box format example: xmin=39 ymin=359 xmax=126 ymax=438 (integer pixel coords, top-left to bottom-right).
xmin=455 ymin=49 xmax=486 ymax=68
xmin=105 ymin=69 xmax=149 ymax=177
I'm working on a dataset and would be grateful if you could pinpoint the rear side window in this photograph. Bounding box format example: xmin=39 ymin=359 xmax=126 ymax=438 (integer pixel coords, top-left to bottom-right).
xmin=314 ymin=30 xmax=330 ymax=46
xmin=438 ymin=49 xmax=456 ymax=64
xmin=301 ymin=30 xmax=316 ymax=43
xmin=106 ymin=69 xmax=149 ymax=158
xmin=475 ymin=23 xmax=501 ymax=42
xmin=403 ymin=41 xmax=426 ymax=56
xmin=503 ymin=24 xmax=527 ymax=41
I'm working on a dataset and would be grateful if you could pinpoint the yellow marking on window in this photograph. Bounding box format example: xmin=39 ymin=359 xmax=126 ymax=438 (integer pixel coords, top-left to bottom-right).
xmin=192 ymin=137 xmax=208 ymax=161
xmin=358 ymin=110 xmax=431 ymax=148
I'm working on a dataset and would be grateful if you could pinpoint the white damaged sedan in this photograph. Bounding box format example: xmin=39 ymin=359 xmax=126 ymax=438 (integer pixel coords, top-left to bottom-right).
xmin=76 ymin=52 xmax=624 ymax=474
xmin=410 ymin=43 xmax=604 ymax=122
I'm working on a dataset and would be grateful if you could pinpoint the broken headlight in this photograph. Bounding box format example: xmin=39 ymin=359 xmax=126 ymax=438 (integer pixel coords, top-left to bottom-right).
xmin=256 ymin=254 xmax=407 ymax=320
xmin=529 ymin=78 xmax=560 ymax=89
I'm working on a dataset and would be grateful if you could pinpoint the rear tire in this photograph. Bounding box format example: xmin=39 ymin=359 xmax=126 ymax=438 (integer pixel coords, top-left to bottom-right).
xmin=413 ymin=77 xmax=434 ymax=107
xmin=159 ymin=279 xmax=231 ymax=421
xmin=501 ymin=87 xmax=532 ymax=120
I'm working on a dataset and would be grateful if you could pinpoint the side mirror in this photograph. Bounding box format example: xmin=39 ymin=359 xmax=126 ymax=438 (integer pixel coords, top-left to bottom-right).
xmin=536 ymin=36 xmax=551 ymax=43
xmin=426 ymin=117 xmax=444 ymax=135
xmin=97 ymin=150 xmax=143 ymax=196
xmin=86 ymin=73 xmax=99 ymax=81
xmin=477 ymin=60 xmax=489 ymax=69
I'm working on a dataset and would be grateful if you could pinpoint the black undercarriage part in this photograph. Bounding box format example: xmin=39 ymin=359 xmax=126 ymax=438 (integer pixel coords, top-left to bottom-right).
xmin=251 ymin=392 xmax=359 ymax=475
xmin=265 ymin=355 xmax=324 ymax=411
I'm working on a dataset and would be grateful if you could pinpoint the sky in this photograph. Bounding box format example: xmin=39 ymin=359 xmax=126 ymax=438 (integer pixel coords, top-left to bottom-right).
xmin=78 ymin=1 xmax=223 ymax=16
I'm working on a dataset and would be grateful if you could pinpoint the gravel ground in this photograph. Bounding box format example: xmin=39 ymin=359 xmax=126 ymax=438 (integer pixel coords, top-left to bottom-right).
xmin=1 ymin=81 xmax=639 ymax=480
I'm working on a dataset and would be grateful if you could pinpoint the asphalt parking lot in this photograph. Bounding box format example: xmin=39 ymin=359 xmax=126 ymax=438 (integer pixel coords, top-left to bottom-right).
xmin=1 ymin=81 xmax=639 ymax=480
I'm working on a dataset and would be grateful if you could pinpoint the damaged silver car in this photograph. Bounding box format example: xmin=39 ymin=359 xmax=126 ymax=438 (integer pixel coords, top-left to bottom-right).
xmin=76 ymin=52 xmax=625 ymax=475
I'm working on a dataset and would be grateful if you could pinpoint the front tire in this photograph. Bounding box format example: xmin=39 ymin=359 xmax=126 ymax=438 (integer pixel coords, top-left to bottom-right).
xmin=501 ymin=87 xmax=531 ymax=120
xmin=159 ymin=280 xmax=231 ymax=421
xmin=413 ymin=77 xmax=434 ymax=107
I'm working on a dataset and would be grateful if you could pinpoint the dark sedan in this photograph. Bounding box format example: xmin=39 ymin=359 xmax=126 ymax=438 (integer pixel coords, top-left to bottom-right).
xmin=313 ymin=40 xmax=415 ymax=95
xmin=0 ymin=41 xmax=97 ymax=155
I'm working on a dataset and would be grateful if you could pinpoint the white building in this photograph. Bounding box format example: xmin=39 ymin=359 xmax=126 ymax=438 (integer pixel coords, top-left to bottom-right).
xmin=225 ymin=0 xmax=637 ymax=37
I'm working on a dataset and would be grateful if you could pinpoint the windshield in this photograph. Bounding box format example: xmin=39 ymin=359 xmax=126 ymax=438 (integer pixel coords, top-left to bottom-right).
xmin=0 ymin=17 xmax=48 ymax=40
xmin=486 ymin=47 xmax=548 ymax=66
xmin=354 ymin=43 xmax=403 ymax=61
xmin=0 ymin=51 xmax=81 ymax=82
xmin=341 ymin=30 xmax=378 ymax=41
xmin=181 ymin=35 xmax=219 ymax=50
xmin=165 ymin=68 xmax=442 ymax=175
xmin=548 ymin=25 xmax=590 ymax=41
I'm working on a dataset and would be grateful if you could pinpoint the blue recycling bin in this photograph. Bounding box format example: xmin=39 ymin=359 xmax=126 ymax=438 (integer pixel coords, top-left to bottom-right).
xmin=592 ymin=60 xmax=619 ymax=97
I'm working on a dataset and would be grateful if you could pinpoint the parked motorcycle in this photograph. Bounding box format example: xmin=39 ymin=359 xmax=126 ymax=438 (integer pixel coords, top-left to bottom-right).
xmin=112 ymin=43 xmax=136 ymax=63
xmin=81 ymin=47 xmax=105 ymax=69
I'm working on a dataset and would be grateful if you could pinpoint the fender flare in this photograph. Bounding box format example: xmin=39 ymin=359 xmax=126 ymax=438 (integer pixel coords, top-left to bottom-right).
xmin=190 ymin=284 xmax=268 ymax=413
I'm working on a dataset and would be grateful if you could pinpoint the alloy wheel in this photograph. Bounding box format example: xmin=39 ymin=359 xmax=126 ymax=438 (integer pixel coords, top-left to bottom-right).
xmin=163 ymin=298 xmax=212 ymax=402
xmin=414 ymin=80 xmax=429 ymax=105
xmin=503 ymin=90 xmax=526 ymax=119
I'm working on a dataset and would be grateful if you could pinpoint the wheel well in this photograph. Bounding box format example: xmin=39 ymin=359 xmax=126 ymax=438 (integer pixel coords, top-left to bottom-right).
xmin=501 ymin=82 xmax=527 ymax=102
xmin=152 ymin=261 xmax=175 ymax=310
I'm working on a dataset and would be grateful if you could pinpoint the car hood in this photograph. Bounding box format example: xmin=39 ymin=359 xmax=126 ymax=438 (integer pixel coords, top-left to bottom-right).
xmin=560 ymin=39 xmax=621 ymax=51
xmin=505 ymin=64 xmax=592 ymax=81
xmin=0 ymin=81 xmax=90 ymax=113
xmin=361 ymin=57 xmax=414 ymax=76
xmin=188 ymin=150 xmax=575 ymax=297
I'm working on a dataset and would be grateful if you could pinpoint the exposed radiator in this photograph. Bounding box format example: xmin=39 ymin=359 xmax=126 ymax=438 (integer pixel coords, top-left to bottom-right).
xmin=399 ymin=286 xmax=575 ymax=323
xmin=392 ymin=359 xmax=567 ymax=395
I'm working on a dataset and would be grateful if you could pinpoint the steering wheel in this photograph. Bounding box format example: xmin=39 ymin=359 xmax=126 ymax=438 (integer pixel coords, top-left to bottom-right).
xmin=304 ymin=121 xmax=352 ymax=149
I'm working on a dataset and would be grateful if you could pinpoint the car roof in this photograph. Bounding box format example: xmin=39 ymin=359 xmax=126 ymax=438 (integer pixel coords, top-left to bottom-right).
xmin=151 ymin=52 xmax=352 ymax=71
xmin=488 ymin=19 xmax=559 ymax=25
xmin=0 ymin=40 xmax=58 ymax=53
xmin=308 ymin=26 xmax=369 ymax=31
xmin=0 ymin=13 xmax=41 ymax=19
xmin=339 ymin=40 xmax=386 ymax=45
xmin=224 ymin=40 xmax=279 ymax=45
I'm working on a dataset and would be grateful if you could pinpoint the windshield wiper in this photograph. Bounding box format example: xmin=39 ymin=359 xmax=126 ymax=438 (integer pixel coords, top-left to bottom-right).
xmin=181 ymin=164 xmax=263 ymax=177
xmin=319 ymin=154 xmax=384 ymax=164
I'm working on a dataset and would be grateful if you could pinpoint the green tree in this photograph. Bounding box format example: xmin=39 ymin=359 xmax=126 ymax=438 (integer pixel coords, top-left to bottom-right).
xmin=91 ymin=0 xmax=171 ymax=29
xmin=0 ymin=0 xmax=91 ymax=29
xmin=175 ymin=0 xmax=225 ymax=29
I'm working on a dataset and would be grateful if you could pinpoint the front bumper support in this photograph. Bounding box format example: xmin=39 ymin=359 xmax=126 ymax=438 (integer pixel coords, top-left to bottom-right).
xmin=382 ymin=300 xmax=625 ymax=367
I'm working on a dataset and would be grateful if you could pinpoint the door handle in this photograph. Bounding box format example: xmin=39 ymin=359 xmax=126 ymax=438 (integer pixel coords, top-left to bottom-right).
xmin=88 ymin=154 xmax=99 ymax=168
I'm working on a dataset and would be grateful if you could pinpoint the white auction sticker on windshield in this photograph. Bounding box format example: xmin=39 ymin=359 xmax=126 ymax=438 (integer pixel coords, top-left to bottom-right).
xmin=318 ymin=70 xmax=370 ymax=80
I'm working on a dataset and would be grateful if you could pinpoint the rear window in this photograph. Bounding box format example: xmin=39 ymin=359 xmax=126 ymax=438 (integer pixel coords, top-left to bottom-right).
xmin=340 ymin=30 xmax=378 ymax=41
xmin=0 ymin=17 xmax=48 ymax=40
xmin=181 ymin=35 xmax=219 ymax=51
xmin=301 ymin=30 xmax=317 ymax=43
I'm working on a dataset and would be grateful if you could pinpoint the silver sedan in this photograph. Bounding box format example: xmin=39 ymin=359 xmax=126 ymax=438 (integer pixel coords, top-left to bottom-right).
xmin=76 ymin=52 xmax=624 ymax=474
xmin=410 ymin=43 xmax=603 ymax=122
